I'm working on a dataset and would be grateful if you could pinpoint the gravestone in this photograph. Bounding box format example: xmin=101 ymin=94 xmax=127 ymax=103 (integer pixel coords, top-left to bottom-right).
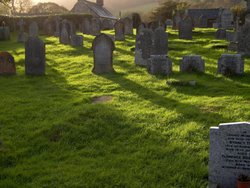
xmin=226 ymin=31 xmax=237 ymax=42
xmin=71 ymin=35 xmax=83 ymax=47
xmin=43 ymin=18 xmax=55 ymax=36
xmin=92 ymin=34 xmax=115 ymax=74
xmin=17 ymin=19 xmax=27 ymax=43
xmin=25 ymin=37 xmax=46 ymax=75
xmin=91 ymin=18 xmax=101 ymax=36
xmin=180 ymin=55 xmax=205 ymax=73
xmin=148 ymin=27 xmax=172 ymax=75
xmin=238 ymin=22 xmax=250 ymax=55
xmin=136 ymin=23 xmax=146 ymax=35
xmin=217 ymin=54 xmax=244 ymax=75
xmin=179 ymin=17 xmax=193 ymax=40
xmin=123 ymin=17 xmax=133 ymax=35
xmin=209 ymin=122 xmax=250 ymax=188
xmin=29 ymin=22 xmax=39 ymax=37
xmin=135 ymin=28 xmax=153 ymax=67
xmin=102 ymin=19 xmax=113 ymax=30
xmin=198 ymin=15 xmax=208 ymax=28
xmin=114 ymin=20 xmax=125 ymax=41
xmin=0 ymin=52 xmax=16 ymax=75
xmin=60 ymin=26 xmax=70 ymax=45
xmin=165 ymin=19 xmax=173 ymax=27
xmin=82 ymin=17 xmax=92 ymax=34
xmin=54 ymin=16 xmax=61 ymax=37
xmin=0 ymin=26 xmax=10 ymax=41
xmin=221 ymin=9 xmax=233 ymax=29
xmin=215 ymin=29 xmax=227 ymax=40
xmin=173 ymin=13 xmax=181 ymax=29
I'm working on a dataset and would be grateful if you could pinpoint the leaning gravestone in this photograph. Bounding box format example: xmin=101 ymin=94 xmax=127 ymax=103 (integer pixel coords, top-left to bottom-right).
xmin=114 ymin=20 xmax=125 ymax=41
xmin=25 ymin=37 xmax=46 ymax=75
xmin=92 ymin=34 xmax=115 ymax=74
xmin=0 ymin=26 xmax=10 ymax=41
xmin=91 ymin=18 xmax=101 ymax=36
xmin=135 ymin=28 xmax=153 ymax=67
xmin=71 ymin=35 xmax=83 ymax=47
xmin=148 ymin=27 xmax=172 ymax=75
xmin=180 ymin=55 xmax=205 ymax=73
xmin=179 ymin=17 xmax=193 ymax=40
xmin=29 ymin=22 xmax=39 ymax=37
xmin=123 ymin=17 xmax=133 ymax=35
xmin=0 ymin=52 xmax=16 ymax=75
xmin=218 ymin=54 xmax=244 ymax=75
xmin=209 ymin=122 xmax=250 ymax=188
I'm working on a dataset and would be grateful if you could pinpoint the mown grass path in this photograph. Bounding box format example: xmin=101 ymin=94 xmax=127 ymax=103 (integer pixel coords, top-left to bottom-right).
xmin=0 ymin=29 xmax=249 ymax=188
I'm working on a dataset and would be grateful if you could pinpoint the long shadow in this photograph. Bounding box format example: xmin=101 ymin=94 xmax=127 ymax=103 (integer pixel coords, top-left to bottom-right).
xmin=101 ymin=73 xmax=232 ymax=126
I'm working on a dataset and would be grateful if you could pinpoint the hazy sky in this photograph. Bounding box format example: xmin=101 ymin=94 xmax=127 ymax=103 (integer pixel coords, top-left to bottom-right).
xmin=33 ymin=0 xmax=78 ymax=9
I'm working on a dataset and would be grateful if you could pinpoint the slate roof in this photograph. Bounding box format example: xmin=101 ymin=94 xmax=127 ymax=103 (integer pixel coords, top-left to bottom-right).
xmin=188 ymin=8 xmax=223 ymax=20
xmin=72 ymin=0 xmax=116 ymax=20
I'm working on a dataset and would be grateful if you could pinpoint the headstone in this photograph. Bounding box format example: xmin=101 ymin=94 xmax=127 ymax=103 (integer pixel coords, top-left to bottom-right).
xmin=226 ymin=31 xmax=237 ymax=42
xmin=25 ymin=37 xmax=46 ymax=75
xmin=217 ymin=54 xmax=244 ymax=75
xmin=0 ymin=52 xmax=16 ymax=75
xmin=17 ymin=19 xmax=27 ymax=43
xmin=238 ymin=22 xmax=250 ymax=55
xmin=209 ymin=122 xmax=250 ymax=188
xmin=173 ymin=13 xmax=181 ymax=30
xmin=29 ymin=22 xmax=39 ymax=37
xmin=135 ymin=28 xmax=153 ymax=67
xmin=215 ymin=29 xmax=227 ymax=40
xmin=123 ymin=17 xmax=133 ymax=35
xmin=179 ymin=17 xmax=193 ymax=40
xmin=136 ymin=23 xmax=146 ymax=35
xmin=114 ymin=20 xmax=125 ymax=41
xmin=148 ymin=27 xmax=172 ymax=75
xmin=165 ymin=19 xmax=173 ymax=27
xmin=0 ymin=26 xmax=10 ymax=41
xmin=91 ymin=18 xmax=101 ymax=36
xmin=92 ymin=34 xmax=115 ymax=74
xmin=221 ymin=9 xmax=233 ymax=29
xmin=43 ymin=18 xmax=55 ymax=36
xmin=82 ymin=17 xmax=92 ymax=34
xmin=198 ymin=15 xmax=208 ymax=28
xmin=71 ymin=35 xmax=83 ymax=47
xmin=180 ymin=55 xmax=205 ymax=73
xmin=60 ymin=26 xmax=70 ymax=45
xmin=102 ymin=19 xmax=113 ymax=30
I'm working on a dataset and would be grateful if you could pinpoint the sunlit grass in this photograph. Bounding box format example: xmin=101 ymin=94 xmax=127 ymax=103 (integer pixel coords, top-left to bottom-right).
xmin=0 ymin=28 xmax=249 ymax=188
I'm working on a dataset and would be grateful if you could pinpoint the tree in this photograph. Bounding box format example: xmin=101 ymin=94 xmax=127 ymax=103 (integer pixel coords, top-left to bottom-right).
xmin=14 ymin=0 xmax=33 ymax=13
xmin=29 ymin=2 xmax=68 ymax=14
xmin=150 ymin=0 xmax=190 ymax=21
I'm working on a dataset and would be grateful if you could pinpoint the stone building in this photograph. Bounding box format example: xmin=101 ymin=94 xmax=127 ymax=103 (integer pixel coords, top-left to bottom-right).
xmin=71 ymin=0 xmax=117 ymax=29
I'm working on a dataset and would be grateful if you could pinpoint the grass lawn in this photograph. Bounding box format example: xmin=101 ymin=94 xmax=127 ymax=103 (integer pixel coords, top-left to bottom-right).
xmin=0 ymin=28 xmax=249 ymax=188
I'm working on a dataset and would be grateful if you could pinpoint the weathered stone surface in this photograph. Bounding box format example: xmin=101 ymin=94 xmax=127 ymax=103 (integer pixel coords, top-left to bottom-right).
xmin=0 ymin=26 xmax=10 ymax=41
xmin=43 ymin=18 xmax=55 ymax=36
xmin=25 ymin=37 xmax=46 ymax=75
xmin=179 ymin=17 xmax=193 ymax=40
xmin=60 ymin=26 xmax=70 ymax=45
xmin=217 ymin=54 xmax=244 ymax=75
xmin=17 ymin=32 xmax=27 ymax=43
xmin=180 ymin=55 xmax=205 ymax=73
xmin=92 ymin=34 xmax=115 ymax=74
xmin=215 ymin=29 xmax=227 ymax=40
xmin=135 ymin=29 xmax=153 ymax=66
xmin=114 ymin=20 xmax=125 ymax=41
xmin=91 ymin=18 xmax=101 ymax=36
xmin=71 ymin=35 xmax=83 ymax=47
xmin=101 ymin=19 xmax=114 ymax=30
xmin=152 ymin=27 xmax=168 ymax=55
xmin=165 ymin=19 xmax=173 ymax=27
xmin=0 ymin=52 xmax=16 ymax=75
xmin=29 ymin=22 xmax=39 ymax=37
xmin=238 ymin=23 xmax=250 ymax=55
xmin=173 ymin=13 xmax=181 ymax=29
xmin=82 ymin=17 xmax=92 ymax=34
xmin=209 ymin=122 xmax=250 ymax=188
xmin=228 ymin=42 xmax=238 ymax=51
xmin=221 ymin=9 xmax=234 ymax=29
xmin=148 ymin=55 xmax=172 ymax=75
xmin=122 ymin=17 xmax=133 ymax=35
xmin=226 ymin=31 xmax=237 ymax=42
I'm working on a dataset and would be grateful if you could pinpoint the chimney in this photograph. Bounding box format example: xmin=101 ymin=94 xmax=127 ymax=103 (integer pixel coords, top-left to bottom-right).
xmin=97 ymin=0 xmax=103 ymax=6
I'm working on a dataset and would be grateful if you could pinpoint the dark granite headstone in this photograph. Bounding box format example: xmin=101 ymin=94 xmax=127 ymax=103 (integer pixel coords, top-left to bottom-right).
xmin=0 ymin=52 xmax=16 ymax=75
xmin=25 ymin=37 xmax=46 ymax=75
xmin=92 ymin=34 xmax=115 ymax=74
